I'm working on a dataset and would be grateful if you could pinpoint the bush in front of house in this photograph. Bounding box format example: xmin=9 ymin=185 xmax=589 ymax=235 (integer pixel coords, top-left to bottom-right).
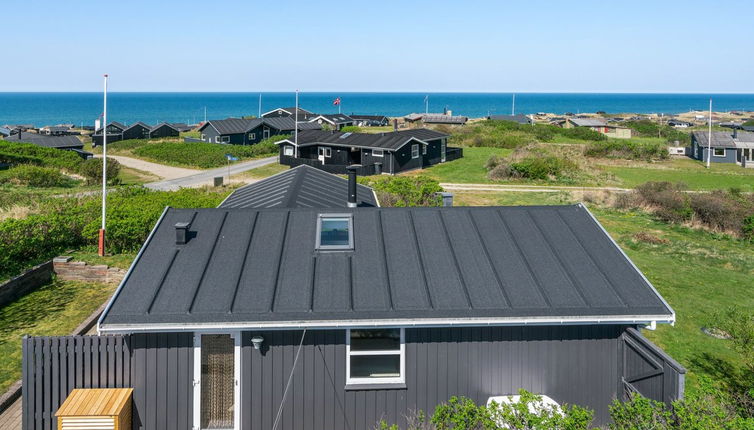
xmin=0 ymin=140 xmax=83 ymax=171
xmin=360 ymin=175 xmax=443 ymax=207
xmin=584 ymin=139 xmax=669 ymax=161
xmin=0 ymin=165 xmax=76 ymax=187
xmin=78 ymin=157 xmax=122 ymax=185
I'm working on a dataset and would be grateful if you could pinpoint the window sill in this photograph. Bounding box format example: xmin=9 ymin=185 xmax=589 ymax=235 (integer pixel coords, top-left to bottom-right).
xmin=345 ymin=383 xmax=406 ymax=391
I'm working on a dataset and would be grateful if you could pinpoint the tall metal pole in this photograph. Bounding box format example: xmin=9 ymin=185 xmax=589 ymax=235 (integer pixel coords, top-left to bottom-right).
xmin=294 ymin=90 xmax=299 ymax=157
xmin=98 ymin=74 xmax=108 ymax=256
xmin=204 ymin=106 xmax=207 ymax=123
xmin=258 ymin=93 xmax=262 ymax=118
xmin=706 ymin=98 xmax=712 ymax=168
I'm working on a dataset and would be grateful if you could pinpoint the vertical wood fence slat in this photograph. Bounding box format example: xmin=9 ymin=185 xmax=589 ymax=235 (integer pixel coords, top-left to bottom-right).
xmin=22 ymin=335 xmax=131 ymax=430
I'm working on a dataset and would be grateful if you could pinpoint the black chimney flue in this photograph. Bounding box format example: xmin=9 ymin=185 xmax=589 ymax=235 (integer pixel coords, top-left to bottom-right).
xmin=175 ymin=222 xmax=190 ymax=245
xmin=346 ymin=165 xmax=359 ymax=208
xmin=393 ymin=118 xmax=398 ymax=131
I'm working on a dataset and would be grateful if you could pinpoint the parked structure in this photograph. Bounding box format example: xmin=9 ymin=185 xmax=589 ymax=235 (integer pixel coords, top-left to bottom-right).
xmin=488 ymin=114 xmax=533 ymax=125
xmin=219 ymin=164 xmax=378 ymax=209
xmin=691 ymin=130 xmax=754 ymax=167
xmin=277 ymin=128 xmax=460 ymax=175
xmin=349 ymin=114 xmax=390 ymax=127
xmin=198 ymin=117 xmax=321 ymax=145
xmin=558 ymin=117 xmax=632 ymax=138
xmin=21 ymin=200 xmax=683 ymax=429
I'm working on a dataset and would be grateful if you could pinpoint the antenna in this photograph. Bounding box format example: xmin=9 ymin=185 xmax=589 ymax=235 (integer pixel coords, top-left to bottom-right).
xmin=294 ymin=90 xmax=299 ymax=157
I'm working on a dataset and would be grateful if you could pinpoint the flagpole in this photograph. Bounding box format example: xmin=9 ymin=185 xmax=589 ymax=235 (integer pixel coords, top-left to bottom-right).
xmin=706 ymin=98 xmax=712 ymax=169
xmin=258 ymin=93 xmax=262 ymax=118
xmin=294 ymin=90 xmax=299 ymax=158
xmin=98 ymin=74 xmax=108 ymax=257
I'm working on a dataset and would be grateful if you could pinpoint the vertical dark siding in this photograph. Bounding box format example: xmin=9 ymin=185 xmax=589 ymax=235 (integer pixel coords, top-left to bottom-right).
xmin=240 ymin=325 xmax=624 ymax=429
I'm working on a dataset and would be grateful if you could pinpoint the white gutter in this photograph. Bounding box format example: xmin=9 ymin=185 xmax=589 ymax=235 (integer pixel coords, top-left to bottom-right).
xmin=98 ymin=314 xmax=673 ymax=334
xmin=579 ymin=203 xmax=676 ymax=326
xmin=96 ymin=205 xmax=171 ymax=334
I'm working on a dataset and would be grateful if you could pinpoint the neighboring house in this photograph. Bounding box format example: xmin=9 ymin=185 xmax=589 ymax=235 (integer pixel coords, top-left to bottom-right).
xmin=3 ymin=131 xmax=91 ymax=158
xmin=277 ymin=128 xmax=460 ymax=175
xmin=559 ymin=117 xmax=632 ymax=139
xmin=149 ymin=122 xmax=180 ymax=138
xmin=691 ymin=130 xmax=754 ymax=167
xmin=91 ymin=121 xmax=127 ymax=146
xmin=198 ymin=117 xmax=321 ymax=145
xmin=39 ymin=125 xmax=77 ymax=136
xmin=0 ymin=127 xmax=10 ymax=138
xmin=349 ymin=114 xmax=390 ymax=127
xmin=21 ymin=201 xmax=683 ymax=429
xmin=219 ymin=164 xmax=379 ymax=208
xmin=743 ymin=125 xmax=754 ymax=133
xmin=405 ymin=113 xmax=468 ymax=125
xmin=667 ymin=119 xmax=693 ymax=128
xmin=122 ymin=122 xmax=152 ymax=140
xmin=169 ymin=123 xmax=194 ymax=133
xmin=261 ymin=106 xmax=316 ymax=120
xmin=2 ymin=124 xmax=36 ymax=132
xmin=308 ymin=114 xmax=355 ymax=130
xmin=719 ymin=122 xmax=742 ymax=130
xmin=488 ymin=114 xmax=533 ymax=125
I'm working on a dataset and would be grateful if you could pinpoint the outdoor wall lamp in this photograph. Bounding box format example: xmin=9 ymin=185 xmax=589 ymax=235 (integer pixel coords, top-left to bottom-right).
xmin=251 ymin=335 xmax=264 ymax=350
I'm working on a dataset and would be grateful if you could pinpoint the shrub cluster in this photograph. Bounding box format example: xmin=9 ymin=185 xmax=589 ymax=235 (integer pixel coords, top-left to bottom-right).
xmin=0 ymin=165 xmax=76 ymax=187
xmin=0 ymin=187 xmax=228 ymax=279
xmin=486 ymin=154 xmax=579 ymax=181
xmin=584 ymin=140 xmax=669 ymax=161
xmin=360 ymin=175 xmax=443 ymax=207
xmin=617 ymin=182 xmax=754 ymax=237
xmin=78 ymin=157 xmax=122 ymax=185
xmin=132 ymin=139 xmax=279 ymax=168
xmin=0 ymin=140 xmax=83 ymax=171
xmin=449 ymin=120 xmax=606 ymax=150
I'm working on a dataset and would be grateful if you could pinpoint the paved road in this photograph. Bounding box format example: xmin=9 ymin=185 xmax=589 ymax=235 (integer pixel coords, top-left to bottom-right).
xmin=145 ymin=156 xmax=278 ymax=191
xmin=94 ymin=154 xmax=199 ymax=180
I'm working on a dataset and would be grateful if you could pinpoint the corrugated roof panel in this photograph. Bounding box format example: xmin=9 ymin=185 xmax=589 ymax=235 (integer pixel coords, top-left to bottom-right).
xmin=350 ymin=211 xmax=393 ymax=311
xmin=381 ymin=211 xmax=432 ymax=310
xmin=273 ymin=211 xmax=317 ymax=312
xmin=312 ymin=254 xmax=352 ymax=312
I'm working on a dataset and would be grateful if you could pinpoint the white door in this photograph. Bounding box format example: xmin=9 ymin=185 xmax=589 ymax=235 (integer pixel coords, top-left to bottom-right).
xmin=318 ymin=147 xmax=326 ymax=164
xmin=194 ymin=333 xmax=241 ymax=430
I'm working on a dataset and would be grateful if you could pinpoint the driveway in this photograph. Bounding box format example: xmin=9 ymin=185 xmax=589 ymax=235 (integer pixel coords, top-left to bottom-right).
xmin=94 ymin=154 xmax=199 ymax=180
xmin=145 ymin=156 xmax=278 ymax=191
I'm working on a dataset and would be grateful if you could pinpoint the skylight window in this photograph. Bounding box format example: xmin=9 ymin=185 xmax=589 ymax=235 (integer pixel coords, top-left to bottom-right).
xmin=316 ymin=214 xmax=353 ymax=250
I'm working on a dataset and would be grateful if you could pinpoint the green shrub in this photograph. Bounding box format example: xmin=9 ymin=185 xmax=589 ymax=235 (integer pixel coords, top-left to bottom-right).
xmin=132 ymin=139 xmax=279 ymax=168
xmin=624 ymin=119 xmax=690 ymax=144
xmin=360 ymin=175 xmax=443 ymax=207
xmin=634 ymin=182 xmax=692 ymax=223
xmin=584 ymin=140 xmax=669 ymax=161
xmin=743 ymin=215 xmax=754 ymax=241
xmin=0 ymin=165 xmax=75 ymax=187
xmin=0 ymin=140 xmax=83 ymax=171
xmin=340 ymin=126 xmax=363 ymax=133
xmin=558 ymin=126 xmax=607 ymax=141
xmin=78 ymin=157 xmax=122 ymax=185
xmin=487 ymin=154 xmax=579 ymax=181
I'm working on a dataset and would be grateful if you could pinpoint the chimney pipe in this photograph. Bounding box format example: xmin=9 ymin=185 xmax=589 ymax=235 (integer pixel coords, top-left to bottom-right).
xmin=346 ymin=165 xmax=359 ymax=208
xmin=438 ymin=192 xmax=454 ymax=207
xmin=733 ymin=128 xmax=738 ymax=139
xmin=393 ymin=119 xmax=398 ymax=131
xmin=175 ymin=222 xmax=190 ymax=245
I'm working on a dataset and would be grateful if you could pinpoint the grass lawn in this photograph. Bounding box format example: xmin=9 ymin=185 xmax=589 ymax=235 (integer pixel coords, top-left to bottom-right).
xmin=117 ymin=166 xmax=160 ymax=185
xmin=0 ymin=279 xmax=116 ymax=393
xmin=453 ymin=189 xmax=754 ymax=396
xmin=67 ymin=247 xmax=137 ymax=270
xmin=601 ymin=158 xmax=754 ymax=191
xmin=404 ymin=147 xmax=513 ymax=183
xmin=233 ymin=163 xmax=288 ymax=180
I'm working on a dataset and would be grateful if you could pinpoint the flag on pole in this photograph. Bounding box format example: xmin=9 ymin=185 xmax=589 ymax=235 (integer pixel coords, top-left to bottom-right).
xmin=333 ymin=97 xmax=341 ymax=106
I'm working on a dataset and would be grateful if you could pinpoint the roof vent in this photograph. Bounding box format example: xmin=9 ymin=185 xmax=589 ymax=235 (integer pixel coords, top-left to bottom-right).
xmin=175 ymin=222 xmax=190 ymax=245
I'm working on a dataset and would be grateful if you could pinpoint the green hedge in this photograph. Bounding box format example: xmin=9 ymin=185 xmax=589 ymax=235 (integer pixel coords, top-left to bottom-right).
xmin=0 ymin=141 xmax=83 ymax=171
xmin=0 ymin=165 xmax=76 ymax=187
xmin=0 ymin=187 xmax=228 ymax=279
xmin=132 ymin=139 xmax=280 ymax=168
xmin=584 ymin=140 xmax=669 ymax=161
xmin=449 ymin=120 xmax=607 ymax=149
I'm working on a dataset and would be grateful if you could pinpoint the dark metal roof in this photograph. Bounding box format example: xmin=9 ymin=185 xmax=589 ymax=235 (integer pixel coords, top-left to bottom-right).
xmin=219 ymin=165 xmax=378 ymax=209
xmin=169 ymin=123 xmax=193 ymax=132
xmin=349 ymin=114 xmax=389 ymax=122
xmin=124 ymin=122 xmax=150 ymax=131
xmin=260 ymin=117 xmax=322 ymax=132
xmin=99 ymin=204 xmax=673 ymax=330
xmin=150 ymin=122 xmax=179 ymax=132
xmin=421 ymin=114 xmax=468 ymax=124
xmin=691 ymin=130 xmax=754 ymax=148
xmin=310 ymin=114 xmax=354 ymax=124
xmin=278 ymin=128 xmax=448 ymax=151
xmin=201 ymin=118 xmax=259 ymax=135
xmin=4 ymin=133 xmax=83 ymax=149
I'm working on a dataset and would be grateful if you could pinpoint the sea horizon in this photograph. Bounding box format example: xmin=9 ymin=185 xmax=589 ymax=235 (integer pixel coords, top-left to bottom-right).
xmin=2 ymin=92 xmax=753 ymax=127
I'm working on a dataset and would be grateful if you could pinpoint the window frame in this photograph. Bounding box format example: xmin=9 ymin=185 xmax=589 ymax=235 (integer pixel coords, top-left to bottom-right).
xmin=712 ymin=147 xmax=726 ymax=157
xmin=372 ymin=149 xmax=384 ymax=157
xmin=422 ymin=145 xmax=427 ymax=155
xmin=248 ymin=132 xmax=256 ymax=141
xmin=315 ymin=213 xmax=354 ymax=251
xmin=318 ymin=147 xmax=332 ymax=158
xmin=411 ymin=144 xmax=419 ymax=159
xmin=215 ymin=136 xmax=220 ymax=143
xmin=220 ymin=136 xmax=230 ymax=143
xmin=346 ymin=328 xmax=405 ymax=386
xmin=283 ymin=145 xmax=294 ymax=156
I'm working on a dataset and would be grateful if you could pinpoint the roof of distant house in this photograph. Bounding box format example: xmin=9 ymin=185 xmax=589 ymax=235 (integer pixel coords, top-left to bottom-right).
xmin=309 ymin=114 xmax=354 ymax=124
xmin=98 ymin=204 xmax=674 ymax=331
xmin=261 ymin=107 xmax=315 ymax=118
xmin=276 ymin=128 xmax=448 ymax=151
xmin=0 ymin=127 xmax=10 ymax=137
xmin=219 ymin=165 xmax=378 ymax=209
xmin=3 ymin=132 xmax=83 ymax=149
xmin=692 ymin=130 xmax=754 ymax=148
xmin=261 ymin=117 xmax=322 ymax=132
xmin=421 ymin=114 xmax=468 ymax=124
xmin=150 ymin=122 xmax=180 ymax=132
xmin=124 ymin=122 xmax=151 ymax=131
xmin=41 ymin=125 xmax=73 ymax=132
xmin=567 ymin=118 xmax=608 ymax=127
xmin=349 ymin=114 xmax=389 ymax=122
xmin=168 ymin=123 xmax=193 ymax=132
xmin=200 ymin=117 xmax=322 ymax=135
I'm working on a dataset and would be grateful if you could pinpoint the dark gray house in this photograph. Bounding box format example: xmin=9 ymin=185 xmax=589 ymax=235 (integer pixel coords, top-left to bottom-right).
xmin=198 ymin=117 xmax=321 ymax=145
xmin=122 ymin=122 xmax=152 ymax=140
xmin=22 ymin=202 xmax=684 ymax=429
xmin=3 ymin=131 xmax=92 ymax=158
xmin=149 ymin=122 xmax=180 ymax=139
xmin=691 ymin=130 xmax=754 ymax=167
xmin=307 ymin=114 xmax=355 ymax=130
xmin=350 ymin=115 xmax=390 ymax=127
xmin=219 ymin=164 xmax=379 ymax=209
xmin=277 ymin=128 xmax=460 ymax=175
xmin=488 ymin=114 xmax=533 ymax=125
xmin=261 ymin=107 xmax=316 ymax=120
xmin=92 ymin=121 xmax=127 ymax=146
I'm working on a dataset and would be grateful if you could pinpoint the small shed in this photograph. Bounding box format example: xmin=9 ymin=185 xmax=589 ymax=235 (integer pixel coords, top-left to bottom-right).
xmin=55 ymin=388 xmax=133 ymax=430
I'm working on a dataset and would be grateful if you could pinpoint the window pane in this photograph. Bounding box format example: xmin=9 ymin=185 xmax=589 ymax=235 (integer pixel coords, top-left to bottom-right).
xmin=350 ymin=329 xmax=400 ymax=351
xmin=350 ymin=355 xmax=400 ymax=378
xmin=320 ymin=218 xmax=350 ymax=246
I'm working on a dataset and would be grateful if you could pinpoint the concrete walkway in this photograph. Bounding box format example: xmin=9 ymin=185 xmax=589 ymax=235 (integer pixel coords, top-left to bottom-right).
xmin=94 ymin=154 xmax=200 ymax=180
xmin=145 ymin=156 xmax=278 ymax=191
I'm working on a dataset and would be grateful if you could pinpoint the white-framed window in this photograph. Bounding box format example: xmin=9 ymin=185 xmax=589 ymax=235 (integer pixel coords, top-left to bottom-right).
xmin=215 ymin=136 xmax=220 ymax=143
xmin=318 ymin=147 xmax=332 ymax=158
xmin=221 ymin=136 xmax=230 ymax=143
xmin=411 ymin=144 xmax=419 ymax=159
xmin=422 ymin=145 xmax=427 ymax=155
xmin=248 ymin=132 xmax=256 ymax=140
xmin=316 ymin=214 xmax=353 ymax=250
xmin=283 ymin=145 xmax=294 ymax=156
xmin=346 ymin=328 xmax=404 ymax=386
xmin=201 ymin=134 xmax=206 ymax=141
xmin=372 ymin=149 xmax=384 ymax=157
xmin=713 ymin=147 xmax=725 ymax=157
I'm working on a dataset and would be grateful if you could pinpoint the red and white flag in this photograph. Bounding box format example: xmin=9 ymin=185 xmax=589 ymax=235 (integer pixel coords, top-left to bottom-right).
xmin=333 ymin=97 xmax=341 ymax=106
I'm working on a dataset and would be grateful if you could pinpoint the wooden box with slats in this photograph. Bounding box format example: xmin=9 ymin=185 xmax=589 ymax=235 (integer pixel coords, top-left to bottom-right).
xmin=55 ymin=388 xmax=133 ymax=430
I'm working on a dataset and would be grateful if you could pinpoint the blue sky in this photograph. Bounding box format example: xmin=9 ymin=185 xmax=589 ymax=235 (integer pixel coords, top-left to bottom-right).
xmin=3 ymin=0 xmax=753 ymax=92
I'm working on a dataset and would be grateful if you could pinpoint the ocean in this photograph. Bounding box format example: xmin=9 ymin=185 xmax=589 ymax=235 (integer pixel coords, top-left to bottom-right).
xmin=1 ymin=92 xmax=754 ymax=127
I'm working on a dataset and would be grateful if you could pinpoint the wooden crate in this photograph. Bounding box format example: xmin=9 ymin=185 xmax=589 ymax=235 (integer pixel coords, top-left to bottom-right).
xmin=55 ymin=388 xmax=133 ymax=430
